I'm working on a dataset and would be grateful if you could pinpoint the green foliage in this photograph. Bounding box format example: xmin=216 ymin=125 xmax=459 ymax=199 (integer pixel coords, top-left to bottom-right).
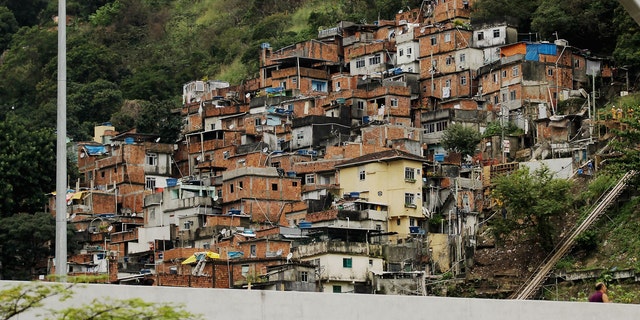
xmin=491 ymin=166 xmax=573 ymax=251
xmin=573 ymin=229 xmax=599 ymax=252
xmin=58 ymin=297 xmax=202 ymax=320
xmin=111 ymin=99 xmax=182 ymax=142
xmin=0 ymin=213 xmax=57 ymax=279
xmin=531 ymin=0 xmax=619 ymax=54
xmin=440 ymin=124 xmax=481 ymax=157
xmin=482 ymin=121 xmax=523 ymax=138
xmin=0 ymin=115 xmax=56 ymax=215
xmin=89 ymin=1 xmax=123 ymax=27
xmin=472 ymin=0 xmax=541 ymax=32
xmin=0 ymin=282 xmax=203 ymax=320
xmin=0 ymin=6 xmax=18 ymax=52
xmin=0 ymin=282 xmax=74 ymax=320
xmin=554 ymin=257 xmax=575 ymax=271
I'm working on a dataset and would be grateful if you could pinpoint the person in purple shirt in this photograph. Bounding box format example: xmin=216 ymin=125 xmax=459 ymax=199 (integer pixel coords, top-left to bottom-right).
xmin=588 ymin=282 xmax=611 ymax=303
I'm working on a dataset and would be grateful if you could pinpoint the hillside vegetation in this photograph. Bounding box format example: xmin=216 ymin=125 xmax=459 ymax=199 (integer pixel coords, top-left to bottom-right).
xmin=2 ymin=0 xmax=640 ymax=301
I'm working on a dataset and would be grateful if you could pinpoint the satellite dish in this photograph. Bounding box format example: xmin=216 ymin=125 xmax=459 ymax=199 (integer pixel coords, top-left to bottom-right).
xmin=262 ymin=147 xmax=269 ymax=153
xmin=362 ymin=75 xmax=367 ymax=80
xmin=220 ymin=228 xmax=227 ymax=236
xmin=245 ymin=93 xmax=251 ymax=99
xmin=70 ymin=213 xmax=76 ymax=220
xmin=107 ymin=225 xmax=113 ymax=232
xmin=228 ymin=124 xmax=235 ymax=130
xmin=155 ymin=137 xmax=161 ymax=143
xmin=213 ymin=195 xmax=219 ymax=201
xmin=286 ymin=252 xmax=293 ymax=263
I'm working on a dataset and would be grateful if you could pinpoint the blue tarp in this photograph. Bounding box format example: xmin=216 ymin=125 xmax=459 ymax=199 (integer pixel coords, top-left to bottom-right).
xmin=84 ymin=145 xmax=107 ymax=156
xmin=525 ymin=43 xmax=557 ymax=61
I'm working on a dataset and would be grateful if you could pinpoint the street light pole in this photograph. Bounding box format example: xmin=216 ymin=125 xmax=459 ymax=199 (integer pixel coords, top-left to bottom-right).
xmin=55 ymin=0 xmax=67 ymax=281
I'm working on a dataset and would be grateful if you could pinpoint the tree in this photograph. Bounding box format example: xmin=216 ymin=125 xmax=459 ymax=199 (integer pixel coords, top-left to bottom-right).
xmin=0 ymin=281 xmax=203 ymax=320
xmin=0 ymin=115 xmax=56 ymax=216
xmin=491 ymin=166 xmax=573 ymax=251
xmin=0 ymin=6 xmax=18 ymax=52
xmin=0 ymin=213 xmax=58 ymax=280
xmin=440 ymin=124 xmax=481 ymax=158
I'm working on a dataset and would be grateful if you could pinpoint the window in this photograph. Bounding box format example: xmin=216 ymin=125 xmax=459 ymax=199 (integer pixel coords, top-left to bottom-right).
xmin=101 ymin=171 xmax=105 ymax=178
xmin=459 ymin=53 xmax=466 ymax=63
xmin=405 ymin=193 xmax=415 ymax=205
xmin=424 ymin=120 xmax=448 ymax=133
xmin=407 ymin=47 xmax=412 ymax=55
xmin=297 ymin=133 xmax=304 ymax=139
xmin=397 ymin=219 xmax=401 ymax=226
xmin=512 ymin=66 xmax=519 ymax=77
xmin=292 ymin=77 xmax=297 ymax=85
xmin=333 ymin=285 xmax=342 ymax=293
xmin=280 ymin=81 xmax=286 ymax=89
xmin=356 ymin=59 xmax=365 ymax=68
xmin=305 ymin=174 xmax=315 ymax=184
xmin=399 ymin=48 xmax=404 ymax=56
xmin=343 ymin=258 xmax=352 ymax=268
xmin=146 ymin=153 xmax=158 ymax=166
xmin=271 ymin=183 xmax=278 ymax=191
xmin=271 ymin=161 xmax=280 ymax=168
xmin=445 ymin=79 xmax=451 ymax=87
xmin=238 ymin=181 xmax=243 ymax=189
xmin=369 ymin=259 xmax=373 ymax=267
xmin=493 ymin=29 xmax=500 ymax=38
xmin=359 ymin=167 xmax=366 ymax=181
xmin=230 ymin=183 xmax=234 ymax=193
xmin=548 ymin=68 xmax=553 ymax=76
xmin=494 ymin=95 xmax=499 ymax=104
xmin=460 ymin=76 xmax=467 ymax=85
xmin=210 ymin=124 xmax=216 ymax=130
xmin=311 ymin=80 xmax=328 ymax=92
xmin=241 ymin=265 xmax=249 ymax=276
xmin=145 ymin=177 xmax=156 ymax=190
xmin=502 ymin=93 xmax=507 ymax=102
xmin=376 ymin=224 xmax=382 ymax=231
xmin=357 ymin=100 xmax=365 ymax=110
xmin=410 ymin=218 xmax=415 ymax=226
xmin=510 ymin=90 xmax=517 ymax=100
xmin=446 ymin=56 xmax=453 ymax=65
xmin=574 ymin=59 xmax=580 ymax=68
xmin=250 ymin=244 xmax=256 ymax=257
xmin=493 ymin=73 xmax=498 ymax=83
xmin=390 ymin=98 xmax=398 ymax=107
xmin=405 ymin=167 xmax=415 ymax=180
xmin=255 ymin=118 xmax=262 ymax=126
xmin=444 ymin=33 xmax=451 ymax=42
xmin=292 ymin=181 xmax=298 ymax=187
xmin=300 ymin=271 xmax=309 ymax=282
xmin=369 ymin=53 xmax=381 ymax=65
xmin=477 ymin=31 xmax=484 ymax=40
xmin=502 ymin=70 xmax=507 ymax=78
xmin=430 ymin=36 xmax=437 ymax=45
xmin=335 ymin=82 xmax=341 ymax=91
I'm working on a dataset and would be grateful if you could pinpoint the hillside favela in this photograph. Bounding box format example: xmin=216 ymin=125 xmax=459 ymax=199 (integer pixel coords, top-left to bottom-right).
xmin=4 ymin=0 xmax=640 ymax=317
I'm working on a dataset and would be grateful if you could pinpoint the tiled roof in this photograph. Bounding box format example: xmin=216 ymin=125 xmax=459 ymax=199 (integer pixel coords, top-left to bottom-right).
xmin=335 ymin=149 xmax=426 ymax=168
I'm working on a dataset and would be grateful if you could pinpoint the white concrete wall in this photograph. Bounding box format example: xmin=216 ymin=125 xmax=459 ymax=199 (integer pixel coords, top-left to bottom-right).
xmin=3 ymin=281 xmax=640 ymax=320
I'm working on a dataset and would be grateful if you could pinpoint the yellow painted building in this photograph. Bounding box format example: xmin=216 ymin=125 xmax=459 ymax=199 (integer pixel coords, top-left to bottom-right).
xmin=336 ymin=150 xmax=425 ymax=241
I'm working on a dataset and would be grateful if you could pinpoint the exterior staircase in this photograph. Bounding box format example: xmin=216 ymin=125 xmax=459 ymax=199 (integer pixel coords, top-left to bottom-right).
xmin=512 ymin=171 xmax=637 ymax=300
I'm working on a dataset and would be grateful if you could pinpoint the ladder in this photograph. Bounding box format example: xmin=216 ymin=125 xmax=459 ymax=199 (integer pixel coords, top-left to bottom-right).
xmin=192 ymin=258 xmax=206 ymax=276
xmin=512 ymin=171 xmax=636 ymax=300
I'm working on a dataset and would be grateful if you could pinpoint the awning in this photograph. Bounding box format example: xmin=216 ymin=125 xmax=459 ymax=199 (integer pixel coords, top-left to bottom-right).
xmin=181 ymin=251 xmax=221 ymax=265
